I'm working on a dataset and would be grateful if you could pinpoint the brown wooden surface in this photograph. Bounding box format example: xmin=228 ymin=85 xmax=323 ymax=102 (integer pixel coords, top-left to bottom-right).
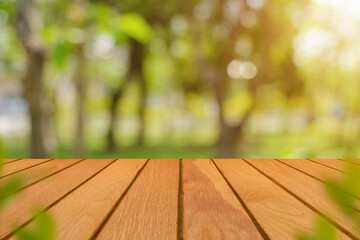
xmin=215 ymin=159 xmax=317 ymax=240
xmin=0 ymin=159 xmax=359 ymax=240
xmin=1 ymin=159 xmax=22 ymax=164
xmin=96 ymin=159 xmax=179 ymax=240
xmin=0 ymin=159 xmax=81 ymax=189
xmin=0 ymin=159 xmax=51 ymax=177
xmin=183 ymin=159 xmax=262 ymax=239
xmin=248 ymin=159 xmax=358 ymax=239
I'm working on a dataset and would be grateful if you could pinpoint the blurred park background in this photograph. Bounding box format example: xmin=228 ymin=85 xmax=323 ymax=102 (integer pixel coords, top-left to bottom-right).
xmin=0 ymin=0 xmax=360 ymax=159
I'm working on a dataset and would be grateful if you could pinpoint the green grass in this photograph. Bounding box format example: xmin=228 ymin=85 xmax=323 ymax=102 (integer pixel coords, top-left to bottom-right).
xmin=3 ymin=140 xmax=215 ymax=159
xmin=3 ymin=129 xmax=360 ymax=159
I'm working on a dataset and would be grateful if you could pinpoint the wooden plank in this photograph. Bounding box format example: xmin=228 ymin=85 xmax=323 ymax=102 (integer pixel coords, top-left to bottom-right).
xmin=94 ymin=159 xmax=179 ymax=240
xmin=247 ymin=159 xmax=359 ymax=239
xmin=214 ymin=159 xmax=336 ymax=240
xmin=305 ymin=159 xmax=345 ymax=172
xmin=336 ymin=159 xmax=360 ymax=166
xmin=0 ymin=159 xmax=81 ymax=190
xmin=0 ymin=159 xmax=52 ymax=178
xmin=0 ymin=159 xmax=114 ymax=239
xmin=19 ymin=159 xmax=147 ymax=240
xmin=278 ymin=159 xmax=343 ymax=181
xmin=183 ymin=159 xmax=263 ymax=239
xmin=1 ymin=159 xmax=22 ymax=165
xmin=309 ymin=159 xmax=360 ymax=171
xmin=293 ymin=159 xmax=360 ymax=199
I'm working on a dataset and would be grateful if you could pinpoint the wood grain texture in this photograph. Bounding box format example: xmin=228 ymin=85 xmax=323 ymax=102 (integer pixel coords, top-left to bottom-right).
xmin=248 ymin=159 xmax=359 ymax=239
xmin=336 ymin=159 xmax=360 ymax=166
xmin=1 ymin=159 xmax=21 ymax=165
xmin=305 ymin=159 xmax=345 ymax=172
xmin=1 ymin=159 xmax=358 ymax=240
xmin=20 ymin=159 xmax=147 ymax=240
xmin=96 ymin=159 xmax=179 ymax=240
xmin=308 ymin=159 xmax=360 ymax=171
xmin=278 ymin=159 xmax=343 ymax=181
xmin=0 ymin=159 xmax=81 ymax=189
xmin=0 ymin=159 xmax=113 ymax=239
xmin=0 ymin=159 xmax=50 ymax=177
xmin=214 ymin=159 xmax=322 ymax=240
xmin=183 ymin=159 xmax=262 ymax=240
xmin=295 ymin=159 xmax=360 ymax=200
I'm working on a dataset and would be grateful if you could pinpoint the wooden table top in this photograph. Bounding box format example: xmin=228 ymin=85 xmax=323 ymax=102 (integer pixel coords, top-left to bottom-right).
xmin=0 ymin=159 xmax=358 ymax=240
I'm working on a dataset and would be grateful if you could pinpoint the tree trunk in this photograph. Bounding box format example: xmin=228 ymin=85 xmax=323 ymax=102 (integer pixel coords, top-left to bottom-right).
xmin=25 ymin=51 xmax=47 ymax=158
xmin=216 ymin=102 xmax=253 ymax=158
xmin=106 ymin=82 xmax=128 ymax=150
xmin=74 ymin=44 xmax=87 ymax=157
xmin=217 ymin=123 xmax=238 ymax=158
xmin=15 ymin=0 xmax=56 ymax=158
xmin=137 ymin=76 xmax=147 ymax=146
xmin=107 ymin=91 xmax=120 ymax=151
xmin=129 ymin=40 xmax=147 ymax=146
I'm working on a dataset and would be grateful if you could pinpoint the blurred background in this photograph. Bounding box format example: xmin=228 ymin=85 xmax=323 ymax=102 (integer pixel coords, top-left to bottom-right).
xmin=0 ymin=0 xmax=359 ymax=159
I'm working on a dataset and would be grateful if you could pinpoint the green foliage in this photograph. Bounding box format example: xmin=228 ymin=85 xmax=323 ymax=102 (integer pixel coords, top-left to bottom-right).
xmin=0 ymin=174 xmax=23 ymax=210
xmin=15 ymin=208 xmax=55 ymax=240
xmin=0 ymin=140 xmax=55 ymax=240
xmin=0 ymin=140 xmax=4 ymax=165
xmin=0 ymin=141 xmax=22 ymax=211
xmin=117 ymin=13 xmax=153 ymax=44
xmin=296 ymin=161 xmax=360 ymax=239
xmin=324 ymin=161 xmax=360 ymax=228
xmin=0 ymin=0 xmax=17 ymax=18
xmin=53 ymin=40 xmax=73 ymax=69
xmin=296 ymin=216 xmax=337 ymax=240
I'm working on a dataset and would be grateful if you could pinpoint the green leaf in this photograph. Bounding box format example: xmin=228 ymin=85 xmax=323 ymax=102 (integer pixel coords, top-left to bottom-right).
xmin=0 ymin=0 xmax=17 ymax=17
xmin=295 ymin=217 xmax=337 ymax=240
xmin=53 ymin=41 xmax=72 ymax=69
xmin=0 ymin=175 xmax=23 ymax=210
xmin=117 ymin=13 xmax=153 ymax=44
xmin=15 ymin=209 xmax=55 ymax=240
xmin=316 ymin=217 xmax=336 ymax=240
xmin=0 ymin=140 xmax=4 ymax=173
xmin=324 ymin=177 xmax=355 ymax=216
xmin=295 ymin=232 xmax=313 ymax=240
xmin=344 ymin=161 xmax=360 ymax=197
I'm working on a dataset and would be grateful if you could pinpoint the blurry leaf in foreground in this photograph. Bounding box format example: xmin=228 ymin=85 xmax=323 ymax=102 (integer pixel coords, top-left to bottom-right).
xmin=344 ymin=161 xmax=360 ymax=197
xmin=118 ymin=13 xmax=153 ymax=44
xmin=53 ymin=41 xmax=72 ymax=69
xmin=0 ymin=140 xmax=24 ymax=211
xmin=324 ymin=177 xmax=355 ymax=216
xmin=0 ymin=140 xmax=4 ymax=172
xmin=0 ymin=175 xmax=23 ymax=210
xmin=296 ymin=216 xmax=337 ymax=240
xmin=15 ymin=208 xmax=55 ymax=240
xmin=324 ymin=161 xmax=360 ymax=217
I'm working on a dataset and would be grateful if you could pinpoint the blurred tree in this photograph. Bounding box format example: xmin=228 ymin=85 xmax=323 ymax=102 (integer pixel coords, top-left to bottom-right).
xmin=14 ymin=0 xmax=57 ymax=158
xmin=185 ymin=0 xmax=303 ymax=157
xmin=92 ymin=2 xmax=155 ymax=149
xmin=74 ymin=43 xmax=87 ymax=157
xmin=71 ymin=0 xmax=89 ymax=158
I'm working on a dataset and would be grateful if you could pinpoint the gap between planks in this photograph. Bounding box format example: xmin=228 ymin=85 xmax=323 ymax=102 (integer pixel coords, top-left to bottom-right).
xmin=305 ymin=159 xmax=343 ymax=172
xmin=211 ymin=159 xmax=271 ymax=240
xmin=90 ymin=159 xmax=185 ymax=240
xmin=177 ymin=159 xmax=184 ymax=240
xmin=0 ymin=159 xmax=23 ymax=165
xmin=0 ymin=159 xmax=54 ymax=179
xmin=14 ymin=159 xmax=85 ymax=195
xmin=243 ymin=159 xmax=359 ymax=240
xmin=1 ymin=159 xmax=118 ymax=240
xmin=276 ymin=159 xmax=360 ymax=201
xmin=89 ymin=159 xmax=150 ymax=239
xmin=0 ymin=159 xmax=85 ymax=202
